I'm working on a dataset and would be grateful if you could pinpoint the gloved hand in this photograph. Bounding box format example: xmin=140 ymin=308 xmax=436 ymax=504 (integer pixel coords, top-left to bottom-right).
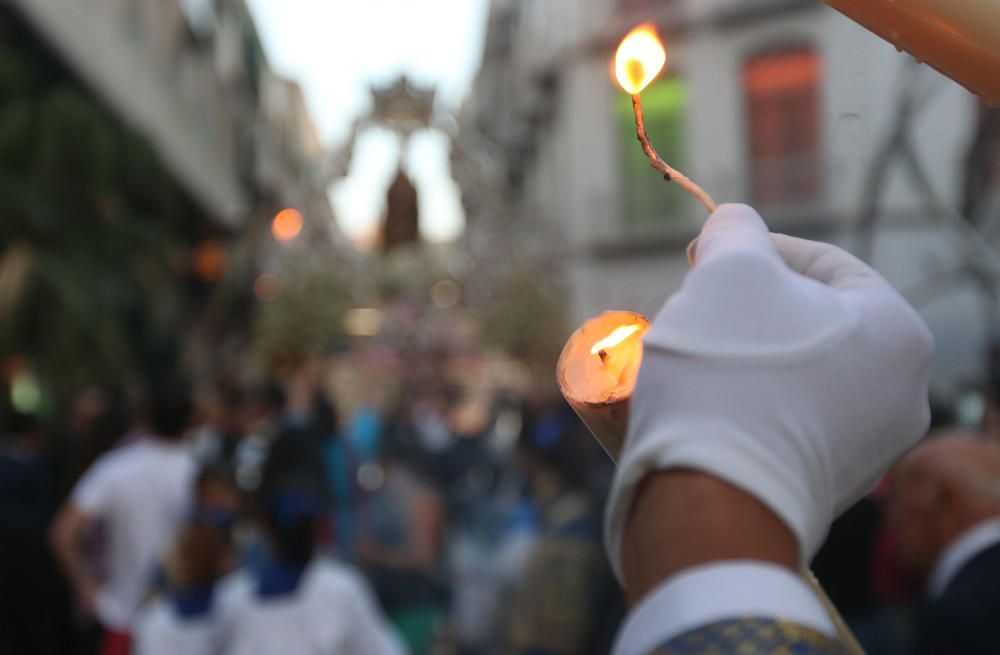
xmin=605 ymin=204 xmax=933 ymax=580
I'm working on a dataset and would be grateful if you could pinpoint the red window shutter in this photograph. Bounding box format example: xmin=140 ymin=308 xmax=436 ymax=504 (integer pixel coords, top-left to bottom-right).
xmin=745 ymin=49 xmax=822 ymax=206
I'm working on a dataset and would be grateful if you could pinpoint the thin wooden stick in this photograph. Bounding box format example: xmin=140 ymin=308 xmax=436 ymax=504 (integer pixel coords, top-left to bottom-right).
xmin=632 ymin=94 xmax=717 ymax=214
xmin=803 ymin=568 xmax=867 ymax=655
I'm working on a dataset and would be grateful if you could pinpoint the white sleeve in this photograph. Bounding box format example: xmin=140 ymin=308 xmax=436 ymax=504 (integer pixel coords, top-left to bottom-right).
xmin=612 ymin=561 xmax=836 ymax=655
xmin=71 ymin=458 xmax=115 ymax=517
xmin=341 ymin=575 xmax=407 ymax=655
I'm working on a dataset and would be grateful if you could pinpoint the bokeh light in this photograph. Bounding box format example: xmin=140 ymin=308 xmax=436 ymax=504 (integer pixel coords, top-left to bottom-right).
xmin=11 ymin=371 xmax=41 ymax=414
xmin=193 ymin=240 xmax=228 ymax=281
xmin=253 ymin=272 xmax=283 ymax=302
xmin=343 ymin=307 xmax=384 ymax=337
xmin=272 ymin=208 xmax=304 ymax=242
xmin=430 ymin=279 xmax=461 ymax=308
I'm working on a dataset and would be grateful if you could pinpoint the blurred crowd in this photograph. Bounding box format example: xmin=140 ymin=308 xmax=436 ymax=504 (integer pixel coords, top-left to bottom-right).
xmin=0 ymin=356 xmax=623 ymax=655
xmin=6 ymin=351 xmax=1000 ymax=655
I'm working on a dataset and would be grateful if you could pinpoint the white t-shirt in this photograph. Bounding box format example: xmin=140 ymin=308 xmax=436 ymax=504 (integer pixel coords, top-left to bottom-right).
xmin=215 ymin=560 xmax=404 ymax=655
xmin=132 ymin=599 xmax=214 ymax=655
xmin=72 ymin=438 xmax=196 ymax=629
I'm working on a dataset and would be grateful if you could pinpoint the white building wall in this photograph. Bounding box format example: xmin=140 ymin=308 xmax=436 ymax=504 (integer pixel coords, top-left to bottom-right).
xmin=467 ymin=0 xmax=992 ymax=393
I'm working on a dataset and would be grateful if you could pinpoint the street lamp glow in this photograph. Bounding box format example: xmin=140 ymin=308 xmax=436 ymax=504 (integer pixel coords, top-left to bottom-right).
xmin=272 ymin=208 xmax=304 ymax=242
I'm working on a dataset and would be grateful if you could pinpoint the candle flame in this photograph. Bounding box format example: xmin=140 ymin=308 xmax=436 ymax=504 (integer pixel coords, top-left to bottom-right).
xmin=591 ymin=324 xmax=643 ymax=356
xmin=615 ymin=24 xmax=666 ymax=94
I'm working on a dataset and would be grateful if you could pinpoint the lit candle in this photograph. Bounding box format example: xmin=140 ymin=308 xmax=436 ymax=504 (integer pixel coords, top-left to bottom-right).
xmin=826 ymin=0 xmax=1000 ymax=106
xmin=559 ymin=30 xmax=867 ymax=649
xmin=556 ymin=311 xmax=650 ymax=459
xmin=557 ymin=310 xmax=865 ymax=655
xmin=614 ymin=25 xmax=717 ymax=214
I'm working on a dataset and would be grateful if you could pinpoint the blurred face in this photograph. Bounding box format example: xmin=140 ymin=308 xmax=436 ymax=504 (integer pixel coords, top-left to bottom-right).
xmin=69 ymin=387 xmax=105 ymax=435
xmin=199 ymin=478 xmax=240 ymax=515
xmin=891 ymin=472 xmax=944 ymax=575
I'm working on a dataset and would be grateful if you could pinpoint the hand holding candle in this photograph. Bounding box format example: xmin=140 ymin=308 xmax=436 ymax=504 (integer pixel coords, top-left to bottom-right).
xmin=586 ymin=206 xmax=929 ymax=654
xmin=558 ymin=21 xmax=941 ymax=654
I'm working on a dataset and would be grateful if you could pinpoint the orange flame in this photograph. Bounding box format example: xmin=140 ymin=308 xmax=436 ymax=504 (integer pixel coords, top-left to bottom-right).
xmin=615 ymin=24 xmax=666 ymax=94
xmin=591 ymin=324 xmax=643 ymax=356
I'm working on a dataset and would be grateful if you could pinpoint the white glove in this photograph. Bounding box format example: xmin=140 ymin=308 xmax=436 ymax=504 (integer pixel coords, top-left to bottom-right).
xmin=605 ymin=204 xmax=933 ymax=579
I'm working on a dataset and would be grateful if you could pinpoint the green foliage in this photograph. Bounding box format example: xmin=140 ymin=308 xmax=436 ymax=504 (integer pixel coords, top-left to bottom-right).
xmin=480 ymin=266 xmax=568 ymax=370
xmin=0 ymin=27 xmax=198 ymax=397
xmin=252 ymin=263 xmax=352 ymax=371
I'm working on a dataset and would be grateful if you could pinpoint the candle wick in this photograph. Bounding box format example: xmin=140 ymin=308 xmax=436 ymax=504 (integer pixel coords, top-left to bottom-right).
xmin=598 ymin=349 xmax=609 ymax=364
xmin=631 ymin=93 xmax=717 ymax=214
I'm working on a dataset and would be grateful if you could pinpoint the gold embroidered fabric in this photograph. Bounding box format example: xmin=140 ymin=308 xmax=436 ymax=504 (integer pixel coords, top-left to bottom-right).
xmin=649 ymin=617 xmax=849 ymax=655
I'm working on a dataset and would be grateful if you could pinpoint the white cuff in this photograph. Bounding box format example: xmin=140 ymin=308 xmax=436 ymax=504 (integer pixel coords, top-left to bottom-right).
xmin=611 ymin=561 xmax=836 ymax=655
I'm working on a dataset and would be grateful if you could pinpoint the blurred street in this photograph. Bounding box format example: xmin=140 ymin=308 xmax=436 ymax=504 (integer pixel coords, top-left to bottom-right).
xmin=3 ymin=1 xmax=1000 ymax=654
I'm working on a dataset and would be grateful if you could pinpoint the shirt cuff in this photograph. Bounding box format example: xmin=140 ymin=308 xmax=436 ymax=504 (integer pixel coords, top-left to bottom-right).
xmin=612 ymin=560 xmax=836 ymax=655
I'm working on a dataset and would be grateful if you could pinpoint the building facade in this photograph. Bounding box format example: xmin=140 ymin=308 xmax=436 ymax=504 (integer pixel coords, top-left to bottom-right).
xmin=461 ymin=0 xmax=1000 ymax=398
xmin=11 ymin=0 xmax=338 ymax=238
xmin=3 ymin=0 xmax=347 ymax=387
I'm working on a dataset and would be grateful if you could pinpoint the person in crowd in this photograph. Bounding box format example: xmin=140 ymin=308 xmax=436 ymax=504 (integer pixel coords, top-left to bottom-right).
xmin=811 ymin=497 xmax=905 ymax=654
xmin=505 ymin=401 xmax=618 ymax=655
xmin=189 ymin=385 xmax=247 ymax=467
xmin=0 ymin=396 xmax=73 ymax=655
xmin=214 ymin=431 xmax=403 ymax=655
xmin=438 ymin=387 xmax=501 ymax=532
xmin=232 ymin=380 xmax=287 ymax=492
xmin=62 ymin=384 xmax=132 ymax=493
xmin=312 ymin=389 xmax=365 ymax=559
xmin=132 ymin=464 xmax=241 ymax=655
xmin=49 ymin=374 xmax=196 ymax=655
xmin=359 ymin=431 xmax=447 ymax=655
xmin=385 ymin=380 xmax=456 ymax=474
xmin=892 ymin=431 xmax=1000 ymax=654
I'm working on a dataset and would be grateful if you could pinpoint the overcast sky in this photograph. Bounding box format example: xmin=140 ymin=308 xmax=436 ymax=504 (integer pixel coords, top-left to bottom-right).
xmin=245 ymin=0 xmax=490 ymax=244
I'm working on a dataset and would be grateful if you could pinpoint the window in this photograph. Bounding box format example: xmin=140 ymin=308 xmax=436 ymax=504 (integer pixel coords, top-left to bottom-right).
xmin=618 ymin=77 xmax=688 ymax=228
xmin=744 ymin=48 xmax=822 ymax=207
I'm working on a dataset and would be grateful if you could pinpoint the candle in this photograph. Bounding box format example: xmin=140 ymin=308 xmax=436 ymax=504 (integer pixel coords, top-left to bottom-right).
xmin=557 ymin=311 xmax=865 ymax=655
xmin=826 ymin=0 xmax=1000 ymax=105
xmin=614 ymin=25 xmax=717 ymax=214
xmin=556 ymin=311 xmax=650 ymax=459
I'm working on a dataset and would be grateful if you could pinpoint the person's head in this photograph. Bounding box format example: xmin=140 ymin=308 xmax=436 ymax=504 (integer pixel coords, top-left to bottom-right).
xmin=217 ymin=386 xmax=247 ymax=435
xmin=892 ymin=431 xmax=1000 ymax=576
xmin=175 ymin=465 xmax=239 ymax=590
xmin=148 ymin=374 xmax=194 ymax=441
xmin=309 ymin=390 xmax=338 ymax=441
xmin=194 ymin=464 xmax=240 ymax=515
xmin=257 ymin=430 xmax=331 ymax=565
xmin=261 ymin=479 xmax=328 ymax=566
xmin=68 ymin=384 xmax=131 ymax=441
xmin=243 ymin=381 xmax=286 ymax=425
